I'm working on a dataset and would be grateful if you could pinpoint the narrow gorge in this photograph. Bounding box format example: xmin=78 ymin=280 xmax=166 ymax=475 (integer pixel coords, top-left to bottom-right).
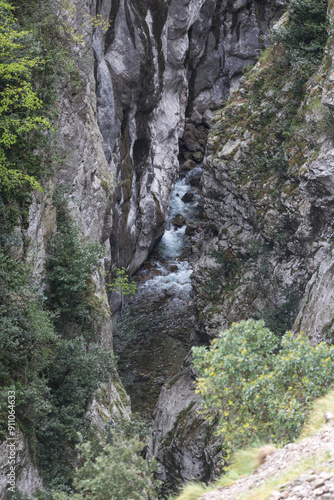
xmin=3 ymin=0 xmax=334 ymax=499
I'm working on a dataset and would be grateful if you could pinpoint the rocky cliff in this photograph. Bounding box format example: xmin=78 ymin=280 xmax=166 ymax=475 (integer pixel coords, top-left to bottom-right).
xmin=146 ymin=0 xmax=288 ymax=488
xmin=0 ymin=0 xmax=291 ymax=496
xmin=93 ymin=0 xmax=287 ymax=280
xmin=149 ymin=0 xmax=334 ymax=491
xmin=193 ymin=1 xmax=334 ymax=344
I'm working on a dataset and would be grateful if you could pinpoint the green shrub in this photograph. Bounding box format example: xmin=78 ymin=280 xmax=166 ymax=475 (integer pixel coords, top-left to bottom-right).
xmin=46 ymin=201 xmax=104 ymax=338
xmin=107 ymin=267 xmax=136 ymax=296
xmin=193 ymin=319 xmax=334 ymax=460
xmin=0 ymin=246 xmax=57 ymax=440
xmin=50 ymin=435 xmax=158 ymax=500
xmin=36 ymin=338 xmax=115 ymax=490
xmin=271 ymin=0 xmax=328 ymax=78
xmin=0 ymin=0 xmax=50 ymax=197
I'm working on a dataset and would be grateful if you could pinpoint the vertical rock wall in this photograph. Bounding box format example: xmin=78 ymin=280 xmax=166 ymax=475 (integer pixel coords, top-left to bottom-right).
xmin=93 ymin=0 xmax=287 ymax=279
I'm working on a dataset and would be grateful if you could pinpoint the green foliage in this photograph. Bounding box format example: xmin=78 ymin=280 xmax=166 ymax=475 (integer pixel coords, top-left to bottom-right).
xmin=244 ymin=153 xmax=289 ymax=179
xmin=0 ymin=246 xmax=57 ymax=440
xmin=0 ymin=0 xmax=50 ymax=196
xmin=107 ymin=413 xmax=150 ymax=444
xmin=271 ymin=0 xmax=328 ymax=78
xmin=36 ymin=339 xmax=115 ymax=489
xmin=107 ymin=267 xmax=137 ymax=296
xmin=193 ymin=319 xmax=334 ymax=460
xmin=55 ymin=436 xmax=157 ymax=500
xmin=0 ymin=204 xmax=115 ymax=491
xmin=258 ymin=289 xmax=301 ymax=337
xmin=46 ymin=201 xmax=104 ymax=337
xmin=45 ymin=415 xmax=157 ymax=499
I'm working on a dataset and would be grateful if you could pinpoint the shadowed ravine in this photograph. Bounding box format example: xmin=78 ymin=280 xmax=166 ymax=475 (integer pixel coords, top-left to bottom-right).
xmin=114 ymin=167 xmax=203 ymax=417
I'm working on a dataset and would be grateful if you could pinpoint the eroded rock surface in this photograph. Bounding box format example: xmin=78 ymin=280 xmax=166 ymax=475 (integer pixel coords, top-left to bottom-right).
xmin=147 ymin=366 xmax=222 ymax=491
xmin=193 ymin=15 xmax=334 ymax=345
xmin=93 ymin=0 xmax=287 ymax=275
xmin=0 ymin=432 xmax=43 ymax=500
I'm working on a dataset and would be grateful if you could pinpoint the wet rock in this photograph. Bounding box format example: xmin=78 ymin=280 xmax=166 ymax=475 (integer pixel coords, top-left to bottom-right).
xmin=193 ymin=151 xmax=204 ymax=163
xmin=189 ymin=175 xmax=201 ymax=187
xmin=203 ymin=109 xmax=213 ymax=127
xmin=181 ymin=159 xmax=197 ymax=172
xmin=186 ymin=221 xmax=199 ymax=235
xmin=191 ymin=109 xmax=203 ymax=125
xmin=184 ymin=137 xmax=203 ymax=153
xmin=182 ymin=192 xmax=195 ymax=203
xmin=183 ymin=151 xmax=194 ymax=161
xmin=172 ymin=214 xmax=187 ymax=227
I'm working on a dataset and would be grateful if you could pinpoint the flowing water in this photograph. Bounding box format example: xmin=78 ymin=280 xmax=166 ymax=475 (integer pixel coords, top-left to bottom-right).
xmin=114 ymin=166 xmax=203 ymax=417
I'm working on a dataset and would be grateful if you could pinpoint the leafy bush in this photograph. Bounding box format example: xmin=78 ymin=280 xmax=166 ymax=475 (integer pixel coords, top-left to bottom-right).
xmin=0 ymin=247 xmax=57 ymax=440
xmin=36 ymin=339 xmax=115 ymax=489
xmin=107 ymin=267 xmax=137 ymax=296
xmin=0 ymin=227 xmax=115 ymax=489
xmin=0 ymin=1 xmax=50 ymax=198
xmin=193 ymin=319 xmax=334 ymax=459
xmin=50 ymin=435 xmax=157 ymax=500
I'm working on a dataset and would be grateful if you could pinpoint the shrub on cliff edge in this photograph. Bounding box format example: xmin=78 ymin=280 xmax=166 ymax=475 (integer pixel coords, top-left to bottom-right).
xmin=193 ymin=319 xmax=334 ymax=460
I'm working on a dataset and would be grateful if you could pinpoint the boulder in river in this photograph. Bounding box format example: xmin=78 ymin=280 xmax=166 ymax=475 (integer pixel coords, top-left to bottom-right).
xmin=185 ymin=221 xmax=199 ymax=235
xmin=192 ymin=151 xmax=203 ymax=163
xmin=180 ymin=159 xmax=196 ymax=172
xmin=181 ymin=192 xmax=195 ymax=203
xmin=172 ymin=214 xmax=187 ymax=227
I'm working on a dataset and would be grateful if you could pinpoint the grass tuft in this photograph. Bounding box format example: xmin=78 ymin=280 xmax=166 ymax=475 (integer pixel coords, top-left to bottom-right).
xmin=299 ymin=387 xmax=334 ymax=439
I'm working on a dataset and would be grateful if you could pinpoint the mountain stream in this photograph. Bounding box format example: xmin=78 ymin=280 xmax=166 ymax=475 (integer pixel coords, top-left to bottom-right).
xmin=114 ymin=166 xmax=203 ymax=418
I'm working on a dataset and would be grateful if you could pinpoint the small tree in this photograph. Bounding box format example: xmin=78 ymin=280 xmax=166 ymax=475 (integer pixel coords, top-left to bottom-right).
xmin=45 ymin=205 xmax=104 ymax=337
xmin=107 ymin=267 xmax=136 ymax=296
xmin=52 ymin=436 xmax=157 ymax=500
xmin=0 ymin=1 xmax=50 ymax=195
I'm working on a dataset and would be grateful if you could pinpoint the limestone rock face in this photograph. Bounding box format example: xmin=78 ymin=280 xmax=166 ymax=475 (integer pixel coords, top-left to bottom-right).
xmin=0 ymin=431 xmax=43 ymax=500
xmin=93 ymin=0 xmax=287 ymax=274
xmin=147 ymin=367 xmax=222 ymax=490
xmin=192 ymin=5 xmax=334 ymax=344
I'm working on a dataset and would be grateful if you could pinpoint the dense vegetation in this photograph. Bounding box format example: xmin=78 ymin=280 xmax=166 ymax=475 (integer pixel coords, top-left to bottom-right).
xmin=52 ymin=417 xmax=158 ymax=500
xmin=193 ymin=320 xmax=334 ymax=462
xmin=0 ymin=205 xmax=116 ymax=491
